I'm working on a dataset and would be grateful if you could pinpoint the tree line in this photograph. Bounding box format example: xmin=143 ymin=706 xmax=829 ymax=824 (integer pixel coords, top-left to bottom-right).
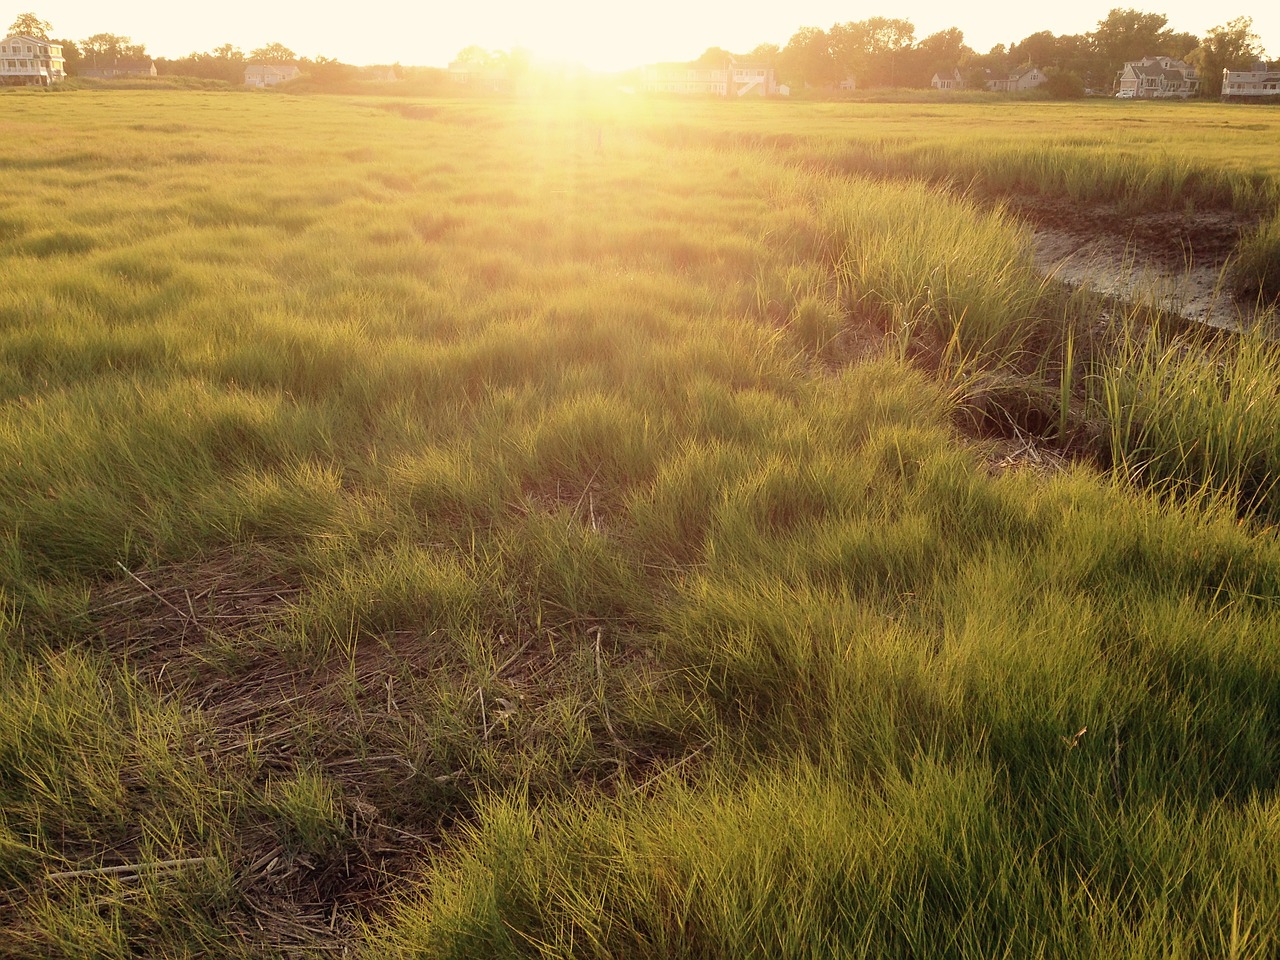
xmin=751 ymin=9 xmax=1264 ymax=97
xmin=7 ymin=8 xmax=1269 ymax=97
xmin=6 ymin=13 xmax=358 ymax=86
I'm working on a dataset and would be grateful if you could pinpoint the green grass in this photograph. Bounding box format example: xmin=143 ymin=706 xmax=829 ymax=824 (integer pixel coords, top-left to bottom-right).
xmin=1092 ymin=318 xmax=1280 ymax=520
xmin=632 ymin=98 xmax=1280 ymax=213
xmin=2 ymin=91 xmax=1280 ymax=957
xmin=1229 ymin=209 xmax=1280 ymax=303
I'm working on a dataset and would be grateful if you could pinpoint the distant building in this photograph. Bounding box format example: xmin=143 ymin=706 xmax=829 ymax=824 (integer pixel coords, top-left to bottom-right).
xmin=640 ymin=57 xmax=776 ymax=96
xmin=931 ymin=69 xmax=962 ymax=91
xmin=244 ymin=64 xmax=300 ymax=88
xmin=0 ymin=34 xmax=65 ymax=86
xmin=987 ymin=65 xmax=1048 ymax=93
xmin=81 ymin=58 xmax=157 ymax=79
xmin=359 ymin=65 xmax=400 ymax=83
xmin=1115 ymin=57 xmax=1199 ymax=98
xmin=447 ymin=59 xmax=513 ymax=91
xmin=1222 ymin=63 xmax=1280 ymax=98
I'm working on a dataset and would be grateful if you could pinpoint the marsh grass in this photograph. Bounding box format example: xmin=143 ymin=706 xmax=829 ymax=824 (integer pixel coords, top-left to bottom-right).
xmin=637 ymin=100 xmax=1280 ymax=214
xmin=1093 ymin=317 xmax=1280 ymax=521
xmin=2 ymin=92 xmax=1280 ymax=957
xmin=1229 ymin=210 xmax=1280 ymax=304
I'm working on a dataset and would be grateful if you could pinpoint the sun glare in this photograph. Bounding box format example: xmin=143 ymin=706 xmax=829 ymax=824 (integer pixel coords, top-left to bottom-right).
xmin=497 ymin=7 xmax=714 ymax=74
xmin=522 ymin=34 xmax=660 ymax=74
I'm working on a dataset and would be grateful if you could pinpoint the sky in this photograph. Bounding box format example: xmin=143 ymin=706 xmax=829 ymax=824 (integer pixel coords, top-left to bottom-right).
xmin=22 ymin=1 xmax=1277 ymax=70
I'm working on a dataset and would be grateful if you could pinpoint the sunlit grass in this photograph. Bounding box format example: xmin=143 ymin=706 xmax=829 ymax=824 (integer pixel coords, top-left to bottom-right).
xmin=1093 ymin=318 xmax=1280 ymax=521
xmin=1 ymin=90 xmax=1279 ymax=957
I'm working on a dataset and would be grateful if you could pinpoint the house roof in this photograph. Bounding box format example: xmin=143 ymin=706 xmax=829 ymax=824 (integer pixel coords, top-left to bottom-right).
xmin=1131 ymin=65 xmax=1186 ymax=81
xmin=1123 ymin=57 xmax=1194 ymax=74
xmin=1226 ymin=69 xmax=1280 ymax=81
xmin=2 ymin=35 xmax=61 ymax=52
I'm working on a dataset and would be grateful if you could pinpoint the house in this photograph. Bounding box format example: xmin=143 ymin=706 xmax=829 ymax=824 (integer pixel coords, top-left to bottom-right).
xmin=1222 ymin=63 xmax=1280 ymax=98
xmin=81 ymin=58 xmax=157 ymax=79
xmin=1115 ymin=57 xmax=1199 ymax=98
xmin=359 ymin=65 xmax=400 ymax=83
xmin=0 ymin=34 xmax=65 ymax=86
xmin=244 ymin=64 xmax=300 ymax=88
xmin=931 ymin=69 xmax=962 ymax=91
xmin=988 ymin=65 xmax=1048 ymax=93
xmin=447 ymin=58 xmax=512 ymax=91
xmin=640 ymin=57 xmax=776 ymax=96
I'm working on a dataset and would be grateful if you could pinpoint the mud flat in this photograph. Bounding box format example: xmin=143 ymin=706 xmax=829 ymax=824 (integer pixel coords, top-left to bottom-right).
xmin=1010 ymin=196 xmax=1269 ymax=332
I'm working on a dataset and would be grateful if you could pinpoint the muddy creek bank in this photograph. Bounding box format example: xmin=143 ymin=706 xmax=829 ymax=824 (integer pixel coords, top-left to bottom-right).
xmin=1006 ymin=195 xmax=1267 ymax=331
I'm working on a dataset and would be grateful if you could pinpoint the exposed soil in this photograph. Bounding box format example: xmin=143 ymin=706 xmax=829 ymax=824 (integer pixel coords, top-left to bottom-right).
xmin=74 ymin=548 xmax=689 ymax=956
xmin=87 ymin=553 xmax=437 ymax=954
xmin=1005 ymin=195 xmax=1264 ymax=331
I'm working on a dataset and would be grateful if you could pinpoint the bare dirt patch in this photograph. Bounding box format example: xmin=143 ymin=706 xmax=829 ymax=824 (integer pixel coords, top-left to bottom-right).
xmin=89 ymin=552 xmax=440 ymax=952
xmin=84 ymin=548 xmax=688 ymax=954
xmin=1006 ymin=195 xmax=1264 ymax=330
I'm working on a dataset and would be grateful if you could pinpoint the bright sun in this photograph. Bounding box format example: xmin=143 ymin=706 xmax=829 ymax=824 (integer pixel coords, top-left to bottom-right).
xmin=520 ymin=34 xmax=660 ymax=73
xmin=493 ymin=5 xmax=716 ymax=73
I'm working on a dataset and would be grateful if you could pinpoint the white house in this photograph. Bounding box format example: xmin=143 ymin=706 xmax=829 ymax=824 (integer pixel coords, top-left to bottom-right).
xmin=244 ymin=64 xmax=300 ymax=88
xmin=1222 ymin=64 xmax=1280 ymax=98
xmin=931 ymin=69 xmax=962 ymax=91
xmin=988 ymin=65 xmax=1048 ymax=93
xmin=0 ymin=34 xmax=64 ymax=86
xmin=641 ymin=58 xmax=776 ymax=97
xmin=1115 ymin=57 xmax=1199 ymax=98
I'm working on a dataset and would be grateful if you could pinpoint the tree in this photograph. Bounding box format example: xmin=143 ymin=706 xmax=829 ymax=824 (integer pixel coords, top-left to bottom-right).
xmin=829 ymin=17 xmax=915 ymax=88
xmin=249 ymin=42 xmax=296 ymax=64
xmin=960 ymin=44 xmax=1010 ymax=90
xmin=300 ymin=55 xmax=355 ymax=86
xmin=1091 ymin=8 xmax=1170 ymax=59
xmin=1050 ymin=34 xmax=1098 ymax=84
xmin=8 ymin=12 xmax=51 ymax=38
xmin=917 ymin=27 xmax=966 ymax=65
xmin=53 ymin=37 xmax=81 ymax=74
xmin=82 ymin=33 xmax=145 ymax=63
xmin=1188 ymin=17 xmax=1265 ymax=97
xmin=907 ymin=27 xmax=970 ymax=87
xmin=861 ymin=17 xmax=916 ymax=56
xmin=749 ymin=43 xmax=780 ymax=69
xmin=694 ymin=46 xmax=733 ymax=66
xmin=1090 ymin=8 xmax=1177 ymax=87
xmin=1161 ymin=31 xmax=1200 ymax=59
xmin=1009 ymin=31 xmax=1060 ymax=69
xmin=778 ymin=27 xmax=839 ymax=88
xmin=1044 ymin=68 xmax=1085 ymax=98
xmin=157 ymin=44 xmax=245 ymax=83
xmin=452 ymin=45 xmax=494 ymax=66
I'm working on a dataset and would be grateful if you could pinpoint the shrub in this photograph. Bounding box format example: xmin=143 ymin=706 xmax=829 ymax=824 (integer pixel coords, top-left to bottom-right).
xmin=1044 ymin=69 xmax=1085 ymax=100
